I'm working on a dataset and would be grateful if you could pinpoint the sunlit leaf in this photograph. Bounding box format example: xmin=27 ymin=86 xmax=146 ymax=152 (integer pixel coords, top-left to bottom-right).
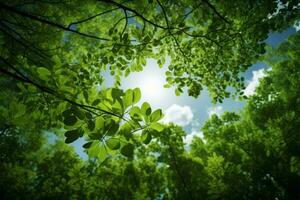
xmin=150 ymin=122 xmax=164 ymax=132
xmin=37 ymin=67 xmax=51 ymax=81
xmin=106 ymin=138 xmax=121 ymax=150
xmin=141 ymin=102 xmax=151 ymax=116
xmin=123 ymin=89 xmax=133 ymax=109
xmin=132 ymin=88 xmax=141 ymax=104
xmin=95 ymin=116 xmax=105 ymax=130
xmin=150 ymin=109 xmax=163 ymax=122
xmin=129 ymin=106 xmax=143 ymax=121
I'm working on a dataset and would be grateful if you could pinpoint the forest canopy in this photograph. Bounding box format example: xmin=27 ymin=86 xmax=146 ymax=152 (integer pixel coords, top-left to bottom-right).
xmin=0 ymin=0 xmax=300 ymax=199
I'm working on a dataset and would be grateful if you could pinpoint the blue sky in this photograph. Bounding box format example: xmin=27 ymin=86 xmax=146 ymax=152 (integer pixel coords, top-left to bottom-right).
xmin=70 ymin=27 xmax=297 ymax=157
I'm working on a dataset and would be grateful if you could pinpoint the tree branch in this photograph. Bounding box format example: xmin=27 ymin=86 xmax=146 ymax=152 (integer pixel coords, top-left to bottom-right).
xmin=156 ymin=0 xmax=186 ymax=57
xmin=0 ymin=56 xmax=126 ymax=119
xmin=0 ymin=2 xmax=110 ymax=41
xmin=67 ymin=7 xmax=120 ymax=28
xmin=0 ymin=21 xmax=51 ymax=60
xmin=121 ymin=9 xmax=128 ymax=37
xmin=202 ymin=0 xmax=230 ymax=24
xmin=181 ymin=30 xmax=221 ymax=47
xmin=99 ymin=0 xmax=174 ymax=30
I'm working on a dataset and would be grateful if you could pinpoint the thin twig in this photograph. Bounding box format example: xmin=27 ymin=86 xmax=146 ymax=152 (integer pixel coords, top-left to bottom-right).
xmin=0 ymin=56 xmax=127 ymax=120
xmin=0 ymin=2 xmax=110 ymax=41
xmin=202 ymin=0 xmax=230 ymax=24
xmin=99 ymin=0 xmax=174 ymax=30
xmin=156 ymin=0 xmax=186 ymax=57
xmin=68 ymin=7 xmax=120 ymax=28
xmin=120 ymin=9 xmax=128 ymax=37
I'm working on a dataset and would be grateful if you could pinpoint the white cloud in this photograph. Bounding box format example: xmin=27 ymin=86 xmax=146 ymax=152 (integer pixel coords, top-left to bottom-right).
xmin=163 ymin=104 xmax=193 ymax=126
xmin=184 ymin=129 xmax=204 ymax=145
xmin=207 ymin=106 xmax=223 ymax=117
xmin=244 ymin=69 xmax=267 ymax=97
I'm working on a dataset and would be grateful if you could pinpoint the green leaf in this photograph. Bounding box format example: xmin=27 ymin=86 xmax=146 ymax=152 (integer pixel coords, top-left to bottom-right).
xmin=141 ymin=130 xmax=152 ymax=144
xmin=95 ymin=116 xmax=105 ymax=130
xmin=175 ymin=88 xmax=181 ymax=96
xmin=92 ymin=99 xmax=101 ymax=106
xmin=98 ymin=144 xmax=108 ymax=161
xmin=129 ymin=106 xmax=143 ymax=121
xmin=132 ymin=88 xmax=141 ymax=104
xmin=37 ymin=67 xmax=51 ymax=81
xmin=123 ymin=89 xmax=133 ymax=109
xmin=112 ymin=99 xmax=123 ymax=113
xmin=65 ymin=135 xmax=78 ymax=144
xmin=82 ymin=141 xmax=93 ymax=149
xmin=88 ymin=131 xmax=102 ymax=140
xmin=87 ymin=142 xmax=101 ymax=157
xmin=141 ymin=102 xmax=151 ymax=116
xmin=150 ymin=109 xmax=163 ymax=122
xmin=106 ymin=138 xmax=121 ymax=150
xmin=99 ymin=101 xmax=113 ymax=112
xmin=125 ymin=68 xmax=130 ymax=77
xmin=150 ymin=122 xmax=164 ymax=132
xmin=64 ymin=129 xmax=82 ymax=143
xmin=63 ymin=115 xmax=77 ymax=126
xmin=87 ymin=119 xmax=95 ymax=131
xmin=73 ymin=108 xmax=85 ymax=120
xmin=118 ymin=122 xmax=133 ymax=140
xmin=85 ymin=112 xmax=92 ymax=119
xmin=120 ymin=143 xmax=134 ymax=157
xmin=111 ymin=88 xmax=123 ymax=100
xmin=106 ymin=120 xmax=119 ymax=136
xmin=62 ymin=109 xmax=73 ymax=119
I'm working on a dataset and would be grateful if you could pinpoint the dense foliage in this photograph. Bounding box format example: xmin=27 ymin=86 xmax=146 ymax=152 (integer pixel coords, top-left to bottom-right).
xmin=1 ymin=0 xmax=300 ymax=199
xmin=1 ymin=29 xmax=300 ymax=200
xmin=1 ymin=0 xmax=299 ymax=159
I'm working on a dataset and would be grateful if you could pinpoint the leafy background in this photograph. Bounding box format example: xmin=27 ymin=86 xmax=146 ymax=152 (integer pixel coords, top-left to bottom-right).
xmin=0 ymin=0 xmax=300 ymax=199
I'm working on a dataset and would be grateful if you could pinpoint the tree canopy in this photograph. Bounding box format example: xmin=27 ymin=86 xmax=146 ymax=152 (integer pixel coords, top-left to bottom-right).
xmin=1 ymin=32 xmax=300 ymax=199
xmin=0 ymin=1 xmax=300 ymax=199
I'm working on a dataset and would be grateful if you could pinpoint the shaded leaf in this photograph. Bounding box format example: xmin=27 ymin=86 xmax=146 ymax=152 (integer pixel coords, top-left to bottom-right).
xmin=63 ymin=115 xmax=77 ymax=126
xmin=82 ymin=141 xmax=93 ymax=149
xmin=92 ymin=99 xmax=101 ymax=106
xmin=107 ymin=120 xmax=120 ymax=136
xmin=141 ymin=130 xmax=152 ymax=144
xmin=64 ymin=129 xmax=82 ymax=143
xmin=120 ymin=143 xmax=134 ymax=157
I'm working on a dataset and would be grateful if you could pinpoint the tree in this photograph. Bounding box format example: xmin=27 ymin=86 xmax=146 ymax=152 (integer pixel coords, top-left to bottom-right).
xmin=0 ymin=1 xmax=299 ymax=160
xmin=194 ymin=32 xmax=300 ymax=200
xmin=1 ymin=2 xmax=300 ymax=199
xmin=1 ymin=31 xmax=300 ymax=200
